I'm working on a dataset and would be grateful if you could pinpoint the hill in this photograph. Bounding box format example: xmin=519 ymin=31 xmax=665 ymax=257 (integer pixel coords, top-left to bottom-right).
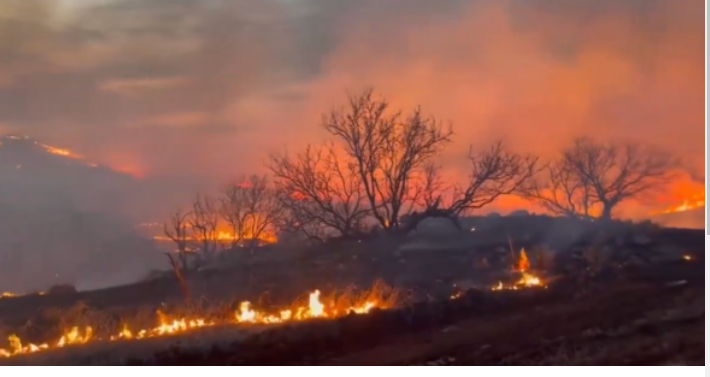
xmin=0 ymin=134 xmax=165 ymax=293
xmin=0 ymin=134 xmax=142 ymax=214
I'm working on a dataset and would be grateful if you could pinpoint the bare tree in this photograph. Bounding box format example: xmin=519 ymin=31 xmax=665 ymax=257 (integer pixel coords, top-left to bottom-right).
xmin=322 ymin=89 xmax=453 ymax=231
xmin=188 ymin=193 xmax=220 ymax=262
xmin=519 ymin=157 xmax=598 ymax=219
xmin=269 ymin=143 xmax=370 ymax=241
xmin=220 ymin=184 xmax=247 ymax=250
xmin=275 ymin=197 xmax=332 ymax=243
xmin=219 ymin=174 xmax=283 ymax=251
xmin=163 ymin=207 xmax=192 ymax=272
xmin=405 ymin=142 xmax=539 ymax=231
xmin=562 ymin=138 xmax=679 ymax=220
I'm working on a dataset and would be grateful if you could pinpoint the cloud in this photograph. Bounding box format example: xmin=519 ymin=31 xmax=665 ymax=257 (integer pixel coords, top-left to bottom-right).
xmin=99 ymin=77 xmax=187 ymax=97
xmin=127 ymin=111 xmax=212 ymax=129
xmin=0 ymin=0 xmax=703 ymax=211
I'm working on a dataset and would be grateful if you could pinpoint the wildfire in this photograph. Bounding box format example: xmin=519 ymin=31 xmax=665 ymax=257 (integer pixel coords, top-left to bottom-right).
xmin=517 ymin=248 xmax=530 ymax=272
xmin=153 ymin=230 xmax=278 ymax=245
xmin=491 ymin=272 xmax=544 ymax=291
xmin=0 ymin=289 xmax=380 ymax=359
xmin=491 ymin=248 xmax=545 ymax=291
xmin=651 ymin=196 xmax=705 ymax=215
xmin=34 ymin=142 xmax=83 ymax=159
xmin=0 ymin=291 xmax=45 ymax=299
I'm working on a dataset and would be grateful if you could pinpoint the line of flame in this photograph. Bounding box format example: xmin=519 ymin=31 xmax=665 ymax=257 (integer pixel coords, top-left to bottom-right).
xmin=0 ymin=290 xmax=377 ymax=358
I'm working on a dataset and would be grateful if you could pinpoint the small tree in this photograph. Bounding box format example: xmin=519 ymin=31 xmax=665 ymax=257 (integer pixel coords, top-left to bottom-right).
xmin=163 ymin=207 xmax=193 ymax=299
xmin=405 ymin=142 xmax=539 ymax=231
xmin=163 ymin=207 xmax=192 ymax=272
xmin=564 ymin=138 xmax=678 ymax=220
xmin=519 ymin=157 xmax=598 ymax=219
xmin=188 ymin=193 xmax=220 ymax=262
xmin=219 ymin=174 xmax=283 ymax=251
xmin=522 ymin=138 xmax=678 ymax=221
xmin=270 ymin=143 xmax=370 ymax=241
xmin=321 ymin=89 xmax=453 ymax=231
xmin=275 ymin=196 xmax=332 ymax=243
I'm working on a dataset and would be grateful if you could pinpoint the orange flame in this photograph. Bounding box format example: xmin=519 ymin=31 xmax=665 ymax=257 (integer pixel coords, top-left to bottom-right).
xmin=650 ymin=197 xmax=705 ymax=215
xmin=490 ymin=248 xmax=545 ymax=291
xmin=517 ymin=248 xmax=530 ymax=272
xmin=0 ymin=289 xmax=380 ymax=359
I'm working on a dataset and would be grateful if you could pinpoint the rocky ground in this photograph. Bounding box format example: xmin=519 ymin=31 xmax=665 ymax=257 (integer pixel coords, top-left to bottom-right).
xmin=0 ymin=224 xmax=704 ymax=365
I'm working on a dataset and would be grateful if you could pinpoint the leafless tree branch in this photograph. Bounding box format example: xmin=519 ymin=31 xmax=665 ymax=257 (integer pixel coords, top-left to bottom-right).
xmin=269 ymin=143 xmax=370 ymax=241
xmin=163 ymin=207 xmax=192 ymax=272
xmin=188 ymin=193 xmax=220 ymax=263
xmin=519 ymin=158 xmax=598 ymax=219
xmin=219 ymin=174 xmax=282 ymax=251
xmin=403 ymin=141 xmax=539 ymax=231
xmin=563 ymin=137 xmax=679 ymax=220
xmin=321 ymin=88 xmax=453 ymax=231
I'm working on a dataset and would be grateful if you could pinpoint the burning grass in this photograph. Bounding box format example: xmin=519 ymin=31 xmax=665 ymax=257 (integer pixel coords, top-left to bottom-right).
xmin=0 ymin=291 xmax=45 ymax=299
xmin=0 ymin=272 xmax=547 ymax=362
xmin=0 ymin=280 xmax=407 ymax=359
xmin=0 ymin=247 xmax=552 ymax=363
xmin=490 ymin=248 xmax=547 ymax=291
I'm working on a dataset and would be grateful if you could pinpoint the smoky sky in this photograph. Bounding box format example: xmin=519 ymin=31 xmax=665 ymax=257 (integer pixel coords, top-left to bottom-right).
xmin=0 ymin=0 xmax=704 ymax=202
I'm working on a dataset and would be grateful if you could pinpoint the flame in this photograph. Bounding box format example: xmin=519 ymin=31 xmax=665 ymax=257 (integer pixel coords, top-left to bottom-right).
xmin=154 ymin=225 xmax=279 ymax=245
xmin=30 ymin=140 xmax=143 ymax=177
xmin=1 ymin=291 xmax=46 ymax=299
xmin=491 ymin=272 xmax=545 ymax=291
xmin=0 ymin=289 xmax=380 ymax=359
xmin=24 ymin=140 xmax=109 ymax=170
xmin=517 ymin=248 xmax=530 ymax=272
xmin=34 ymin=142 xmax=83 ymax=159
xmin=491 ymin=248 xmax=545 ymax=291
xmin=650 ymin=197 xmax=705 ymax=215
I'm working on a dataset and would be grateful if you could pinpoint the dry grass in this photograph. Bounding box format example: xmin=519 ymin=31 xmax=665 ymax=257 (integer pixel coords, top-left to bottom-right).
xmin=581 ymin=246 xmax=612 ymax=274
xmin=0 ymin=280 xmax=406 ymax=364
xmin=324 ymin=279 xmax=410 ymax=311
xmin=2 ymin=325 xmax=263 ymax=365
xmin=530 ymin=246 xmax=555 ymax=272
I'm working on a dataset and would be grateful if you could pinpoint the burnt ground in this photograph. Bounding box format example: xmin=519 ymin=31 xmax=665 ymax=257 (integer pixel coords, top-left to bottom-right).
xmin=0 ymin=226 xmax=705 ymax=365
xmin=118 ymin=258 xmax=702 ymax=366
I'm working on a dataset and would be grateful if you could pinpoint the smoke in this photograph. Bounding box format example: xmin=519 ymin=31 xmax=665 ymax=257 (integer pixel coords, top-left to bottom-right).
xmin=0 ymin=201 xmax=164 ymax=292
xmin=0 ymin=0 xmax=701 ymax=179
xmin=0 ymin=0 xmax=703 ymax=290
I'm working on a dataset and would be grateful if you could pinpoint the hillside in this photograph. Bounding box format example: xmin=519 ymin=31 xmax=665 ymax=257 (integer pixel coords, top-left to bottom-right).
xmin=0 ymin=134 xmax=165 ymax=293
xmin=0 ymin=134 xmax=143 ymax=214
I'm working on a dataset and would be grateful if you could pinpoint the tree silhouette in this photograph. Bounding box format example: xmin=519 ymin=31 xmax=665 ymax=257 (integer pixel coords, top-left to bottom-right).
xmin=522 ymin=137 xmax=678 ymax=220
xmin=321 ymin=89 xmax=453 ymax=231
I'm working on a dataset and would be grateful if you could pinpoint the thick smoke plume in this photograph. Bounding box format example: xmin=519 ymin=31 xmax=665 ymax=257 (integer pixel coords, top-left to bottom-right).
xmin=0 ymin=0 xmax=703 ymax=291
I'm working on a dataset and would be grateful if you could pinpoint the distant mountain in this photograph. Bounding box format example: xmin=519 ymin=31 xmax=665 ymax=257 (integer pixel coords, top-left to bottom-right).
xmin=0 ymin=135 xmax=169 ymax=292
xmin=0 ymin=134 xmax=148 ymax=216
